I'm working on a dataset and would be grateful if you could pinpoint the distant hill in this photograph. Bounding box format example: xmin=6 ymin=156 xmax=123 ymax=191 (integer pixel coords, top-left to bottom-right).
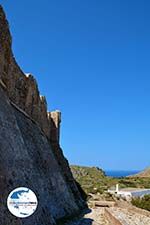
xmin=133 ymin=168 xmax=150 ymax=178
xmin=70 ymin=165 xmax=111 ymax=194
xmin=70 ymin=165 xmax=105 ymax=179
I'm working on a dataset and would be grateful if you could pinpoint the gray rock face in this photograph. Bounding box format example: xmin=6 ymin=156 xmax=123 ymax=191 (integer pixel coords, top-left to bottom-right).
xmin=0 ymin=5 xmax=86 ymax=225
xmin=0 ymin=5 xmax=58 ymax=142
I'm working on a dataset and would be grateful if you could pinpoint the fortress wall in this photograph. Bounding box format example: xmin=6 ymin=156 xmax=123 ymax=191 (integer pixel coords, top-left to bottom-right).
xmin=0 ymin=6 xmax=60 ymax=143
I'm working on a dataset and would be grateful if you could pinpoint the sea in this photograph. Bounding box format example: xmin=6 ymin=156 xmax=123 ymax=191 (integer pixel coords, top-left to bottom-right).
xmin=105 ymin=170 xmax=140 ymax=178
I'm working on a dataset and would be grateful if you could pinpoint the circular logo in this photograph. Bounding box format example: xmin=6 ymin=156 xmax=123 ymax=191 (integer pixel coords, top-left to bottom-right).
xmin=7 ymin=187 xmax=38 ymax=218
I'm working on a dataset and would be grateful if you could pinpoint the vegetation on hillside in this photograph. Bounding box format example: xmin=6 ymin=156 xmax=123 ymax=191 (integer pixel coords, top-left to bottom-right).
xmin=70 ymin=165 xmax=150 ymax=195
xmin=132 ymin=195 xmax=150 ymax=211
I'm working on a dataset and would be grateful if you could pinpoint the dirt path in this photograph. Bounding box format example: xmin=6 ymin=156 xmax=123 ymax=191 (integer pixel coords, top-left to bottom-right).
xmin=109 ymin=207 xmax=150 ymax=225
xmin=66 ymin=206 xmax=150 ymax=225
xmin=66 ymin=208 xmax=110 ymax=225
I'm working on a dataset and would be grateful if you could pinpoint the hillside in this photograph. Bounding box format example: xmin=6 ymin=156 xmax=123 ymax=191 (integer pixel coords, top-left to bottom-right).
xmin=70 ymin=165 xmax=115 ymax=195
xmin=133 ymin=168 xmax=150 ymax=178
xmin=70 ymin=165 xmax=105 ymax=179
xmin=70 ymin=165 xmax=150 ymax=196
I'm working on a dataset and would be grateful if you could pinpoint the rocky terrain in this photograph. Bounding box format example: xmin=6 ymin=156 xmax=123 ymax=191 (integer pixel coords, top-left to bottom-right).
xmin=70 ymin=165 xmax=150 ymax=224
xmin=66 ymin=196 xmax=150 ymax=225
xmin=66 ymin=208 xmax=110 ymax=225
xmin=65 ymin=200 xmax=150 ymax=225
xmin=0 ymin=5 xmax=86 ymax=225
xmin=108 ymin=207 xmax=150 ymax=225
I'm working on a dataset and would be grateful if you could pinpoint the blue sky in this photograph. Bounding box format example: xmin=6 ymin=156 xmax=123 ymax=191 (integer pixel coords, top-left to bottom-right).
xmin=1 ymin=0 xmax=150 ymax=170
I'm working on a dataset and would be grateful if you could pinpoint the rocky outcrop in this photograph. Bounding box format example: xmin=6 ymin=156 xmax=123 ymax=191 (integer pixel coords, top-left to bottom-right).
xmin=50 ymin=111 xmax=61 ymax=143
xmin=0 ymin=5 xmax=86 ymax=225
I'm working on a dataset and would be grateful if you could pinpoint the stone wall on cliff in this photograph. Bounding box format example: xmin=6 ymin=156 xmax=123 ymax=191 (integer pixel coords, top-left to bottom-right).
xmin=0 ymin=5 xmax=60 ymax=142
xmin=0 ymin=5 xmax=86 ymax=225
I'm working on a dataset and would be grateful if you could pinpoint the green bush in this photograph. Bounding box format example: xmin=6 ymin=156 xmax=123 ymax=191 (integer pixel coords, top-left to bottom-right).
xmin=132 ymin=195 xmax=150 ymax=211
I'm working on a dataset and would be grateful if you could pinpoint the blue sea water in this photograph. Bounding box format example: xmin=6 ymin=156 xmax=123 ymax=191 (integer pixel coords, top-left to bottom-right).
xmin=105 ymin=170 xmax=140 ymax=178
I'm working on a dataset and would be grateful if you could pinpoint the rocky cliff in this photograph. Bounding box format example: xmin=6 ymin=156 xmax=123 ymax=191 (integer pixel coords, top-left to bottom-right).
xmin=0 ymin=5 xmax=86 ymax=225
